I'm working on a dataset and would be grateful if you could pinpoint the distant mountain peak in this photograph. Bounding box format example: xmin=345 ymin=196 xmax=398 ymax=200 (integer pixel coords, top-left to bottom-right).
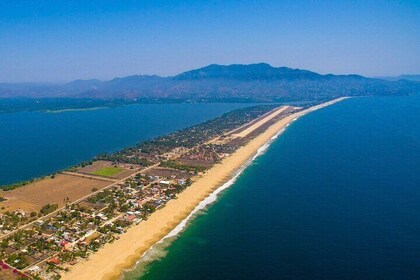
xmin=109 ymin=74 xmax=162 ymax=82
xmin=174 ymin=63 xmax=321 ymax=80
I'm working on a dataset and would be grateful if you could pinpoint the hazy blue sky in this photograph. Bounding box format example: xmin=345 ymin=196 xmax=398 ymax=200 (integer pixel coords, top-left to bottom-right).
xmin=0 ymin=0 xmax=419 ymax=82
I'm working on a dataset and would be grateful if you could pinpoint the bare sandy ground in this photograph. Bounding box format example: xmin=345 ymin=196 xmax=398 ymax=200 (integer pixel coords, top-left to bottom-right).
xmin=233 ymin=105 xmax=290 ymax=138
xmin=61 ymin=98 xmax=347 ymax=280
xmin=0 ymin=174 xmax=110 ymax=213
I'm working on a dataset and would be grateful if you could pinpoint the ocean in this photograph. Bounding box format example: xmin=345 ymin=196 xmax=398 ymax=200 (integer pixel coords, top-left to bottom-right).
xmin=0 ymin=103 xmax=251 ymax=185
xmin=122 ymin=95 xmax=420 ymax=280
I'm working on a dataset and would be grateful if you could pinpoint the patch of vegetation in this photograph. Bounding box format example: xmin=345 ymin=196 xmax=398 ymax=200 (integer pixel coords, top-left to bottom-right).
xmin=66 ymin=160 xmax=93 ymax=172
xmin=88 ymin=189 xmax=115 ymax=204
xmin=6 ymin=252 xmax=29 ymax=269
xmin=92 ymin=166 xmax=124 ymax=177
xmin=39 ymin=203 xmax=58 ymax=216
xmin=160 ymin=160 xmax=207 ymax=174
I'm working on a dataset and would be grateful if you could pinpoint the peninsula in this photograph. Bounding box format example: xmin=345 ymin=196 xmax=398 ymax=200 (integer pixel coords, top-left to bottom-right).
xmin=0 ymin=98 xmax=346 ymax=280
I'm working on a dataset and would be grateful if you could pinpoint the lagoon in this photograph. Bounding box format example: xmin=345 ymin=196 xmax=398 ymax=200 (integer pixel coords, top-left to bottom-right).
xmin=0 ymin=103 xmax=251 ymax=185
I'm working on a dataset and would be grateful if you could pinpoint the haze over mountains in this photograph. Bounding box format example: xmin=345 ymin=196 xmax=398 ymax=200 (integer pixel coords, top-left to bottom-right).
xmin=376 ymin=75 xmax=420 ymax=82
xmin=0 ymin=63 xmax=418 ymax=102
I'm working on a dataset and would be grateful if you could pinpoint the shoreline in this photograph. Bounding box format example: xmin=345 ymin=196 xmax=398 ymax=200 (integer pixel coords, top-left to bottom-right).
xmin=44 ymin=106 xmax=109 ymax=113
xmin=62 ymin=97 xmax=347 ymax=280
xmin=124 ymin=115 xmax=292 ymax=278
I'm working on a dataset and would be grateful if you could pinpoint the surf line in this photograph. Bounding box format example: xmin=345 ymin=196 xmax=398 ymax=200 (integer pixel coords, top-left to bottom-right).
xmin=124 ymin=121 xmax=292 ymax=275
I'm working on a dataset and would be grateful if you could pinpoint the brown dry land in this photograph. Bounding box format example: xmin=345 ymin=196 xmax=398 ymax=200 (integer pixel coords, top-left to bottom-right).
xmin=76 ymin=160 xmax=138 ymax=179
xmin=0 ymin=267 xmax=21 ymax=280
xmin=0 ymin=174 xmax=109 ymax=213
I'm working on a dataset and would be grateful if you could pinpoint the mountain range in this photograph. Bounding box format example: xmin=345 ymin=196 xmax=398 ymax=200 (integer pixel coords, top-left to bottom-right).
xmin=0 ymin=63 xmax=418 ymax=102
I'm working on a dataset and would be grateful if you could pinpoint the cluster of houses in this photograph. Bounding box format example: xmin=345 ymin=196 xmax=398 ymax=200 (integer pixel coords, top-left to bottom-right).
xmin=0 ymin=210 xmax=32 ymax=235
xmin=0 ymin=171 xmax=190 ymax=280
xmin=180 ymin=145 xmax=223 ymax=164
xmin=0 ymin=140 xmax=246 ymax=280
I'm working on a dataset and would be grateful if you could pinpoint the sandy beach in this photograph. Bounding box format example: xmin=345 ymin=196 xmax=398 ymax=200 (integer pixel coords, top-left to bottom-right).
xmin=62 ymin=98 xmax=347 ymax=280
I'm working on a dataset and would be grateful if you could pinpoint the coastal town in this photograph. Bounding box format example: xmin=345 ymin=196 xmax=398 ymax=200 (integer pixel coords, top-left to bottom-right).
xmin=0 ymin=104 xmax=304 ymax=280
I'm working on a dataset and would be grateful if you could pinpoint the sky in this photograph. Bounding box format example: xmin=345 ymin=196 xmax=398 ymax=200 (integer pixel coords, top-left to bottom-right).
xmin=0 ymin=0 xmax=419 ymax=82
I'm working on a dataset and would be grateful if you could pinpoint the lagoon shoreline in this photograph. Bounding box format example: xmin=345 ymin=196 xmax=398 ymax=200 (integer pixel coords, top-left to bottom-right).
xmin=61 ymin=98 xmax=347 ymax=280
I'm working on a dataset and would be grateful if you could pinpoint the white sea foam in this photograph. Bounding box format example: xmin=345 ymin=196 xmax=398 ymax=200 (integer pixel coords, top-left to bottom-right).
xmin=123 ymin=122 xmax=292 ymax=278
xmin=157 ymin=167 xmax=244 ymax=241
xmin=270 ymin=128 xmax=286 ymax=140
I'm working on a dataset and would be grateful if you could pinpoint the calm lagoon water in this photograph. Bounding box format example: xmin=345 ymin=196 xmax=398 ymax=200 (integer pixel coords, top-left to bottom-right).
xmin=0 ymin=103 xmax=251 ymax=185
xmin=124 ymin=95 xmax=420 ymax=280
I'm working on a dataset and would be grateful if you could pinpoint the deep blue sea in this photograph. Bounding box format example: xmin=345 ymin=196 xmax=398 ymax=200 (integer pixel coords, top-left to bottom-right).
xmin=0 ymin=103 xmax=251 ymax=185
xmin=122 ymin=95 xmax=420 ymax=280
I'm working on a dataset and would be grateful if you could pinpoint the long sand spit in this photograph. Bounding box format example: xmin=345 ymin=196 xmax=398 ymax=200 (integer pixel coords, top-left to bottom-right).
xmin=62 ymin=97 xmax=347 ymax=280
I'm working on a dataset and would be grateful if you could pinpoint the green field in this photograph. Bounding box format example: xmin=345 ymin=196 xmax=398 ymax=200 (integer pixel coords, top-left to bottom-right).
xmin=92 ymin=166 xmax=124 ymax=177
